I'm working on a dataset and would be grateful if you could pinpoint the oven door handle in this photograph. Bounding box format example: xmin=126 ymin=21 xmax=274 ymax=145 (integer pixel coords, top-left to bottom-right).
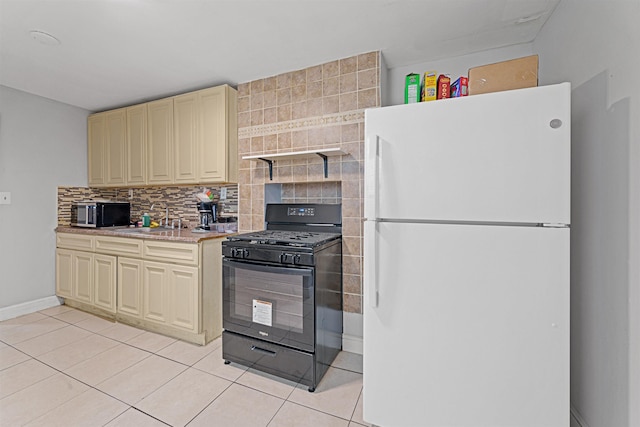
xmin=251 ymin=345 xmax=277 ymax=357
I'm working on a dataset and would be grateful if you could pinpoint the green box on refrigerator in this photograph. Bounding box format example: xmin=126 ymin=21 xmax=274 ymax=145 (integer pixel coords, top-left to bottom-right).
xmin=404 ymin=73 xmax=420 ymax=104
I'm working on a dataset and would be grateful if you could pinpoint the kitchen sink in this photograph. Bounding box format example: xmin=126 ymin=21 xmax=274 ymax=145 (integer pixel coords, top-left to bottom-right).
xmin=117 ymin=227 xmax=174 ymax=234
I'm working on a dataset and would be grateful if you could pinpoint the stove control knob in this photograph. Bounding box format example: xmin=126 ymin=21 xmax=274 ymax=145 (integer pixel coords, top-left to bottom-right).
xmin=279 ymin=253 xmax=301 ymax=264
xmin=231 ymin=248 xmax=248 ymax=259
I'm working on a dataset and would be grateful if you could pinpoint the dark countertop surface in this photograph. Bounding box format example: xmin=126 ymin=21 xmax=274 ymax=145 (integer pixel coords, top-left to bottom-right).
xmin=55 ymin=226 xmax=236 ymax=243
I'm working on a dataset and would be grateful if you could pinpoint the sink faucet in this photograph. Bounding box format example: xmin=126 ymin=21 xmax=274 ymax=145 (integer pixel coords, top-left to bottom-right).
xmin=150 ymin=203 xmax=170 ymax=227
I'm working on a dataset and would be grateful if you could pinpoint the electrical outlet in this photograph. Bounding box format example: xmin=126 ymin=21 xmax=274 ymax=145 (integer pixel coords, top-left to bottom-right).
xmin=128 ymin=189 xmax=133 ymax=199
xmin=0 ymin=192 xmax=11 ymax=205
xmin=220 ymin=187 xmax=227 ymax=200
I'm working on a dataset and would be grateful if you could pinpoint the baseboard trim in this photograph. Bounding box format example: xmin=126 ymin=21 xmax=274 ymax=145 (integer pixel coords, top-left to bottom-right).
xmin=571 ymin=404 xmax=589 ymax=427
xmin=342 ymin=333 xmax=363 ymax=354
xmin=0 ymin=296 xmax=62 ymax=321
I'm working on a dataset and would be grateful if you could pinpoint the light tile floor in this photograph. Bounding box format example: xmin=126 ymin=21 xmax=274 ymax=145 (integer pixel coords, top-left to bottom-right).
xmin=0 ymin=306 xmax=370 ymax=427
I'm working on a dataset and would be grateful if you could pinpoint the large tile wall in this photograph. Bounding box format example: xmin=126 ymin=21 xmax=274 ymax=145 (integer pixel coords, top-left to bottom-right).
xmin=57 ymin=185 xmax=238 ymax=229
xmin=237 ymin=51 xmax=381 ymax=314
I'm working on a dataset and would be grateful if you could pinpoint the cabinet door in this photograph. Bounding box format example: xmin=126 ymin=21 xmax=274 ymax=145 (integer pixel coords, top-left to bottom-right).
xmin=127 ymin=104 xmax=147 ymax=185
xmin=174 ymin=92 xmax=198 ymax=183
xmin=88 ymin=113 xmax=106 ymax=186
xmin=147 ymin=98 xmax=174 ymax=184
xmin=168 ymin=265 xmax=199 ymax=332
xmin=94 ymin=254 xmax=117 ymax=313
xmin=55 ymin=249 xmax=74 ymax=298
xmin=118 ymin=257 xmax=143 ymax=318
xmin=105 ymin=109 xmax=127 ymax=185
xmin=143 ymin=261 xmax=169 ymax=324
xmin=73 ymin=252 xmax=94 ymax=304
xmin=199 ymin=86 xmax=228 ymax=182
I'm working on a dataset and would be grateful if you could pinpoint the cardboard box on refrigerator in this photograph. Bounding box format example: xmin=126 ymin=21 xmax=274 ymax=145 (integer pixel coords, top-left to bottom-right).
xmin=468 ymin=55 xmax=538 ymax=95
xmin=404 ymin=73 xmax=421 ymax=104
xmin=421 ymin=71 xmax=437 ymax=102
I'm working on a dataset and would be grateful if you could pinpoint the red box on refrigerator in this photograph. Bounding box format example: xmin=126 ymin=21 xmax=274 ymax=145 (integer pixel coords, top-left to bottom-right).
xmin=437 ymin=75 xmax=450 ymax=99
xmin=451 ymin=77 xmax=469 ymax=97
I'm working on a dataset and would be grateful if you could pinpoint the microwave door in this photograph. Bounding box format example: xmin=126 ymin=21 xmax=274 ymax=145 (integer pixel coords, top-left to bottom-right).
xmin=88 ymin=205 xmax=96 ymax=225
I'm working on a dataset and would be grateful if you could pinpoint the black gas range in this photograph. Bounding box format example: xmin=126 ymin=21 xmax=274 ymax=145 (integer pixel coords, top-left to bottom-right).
xmin=221 ymin=203 xmax=343 ymax=392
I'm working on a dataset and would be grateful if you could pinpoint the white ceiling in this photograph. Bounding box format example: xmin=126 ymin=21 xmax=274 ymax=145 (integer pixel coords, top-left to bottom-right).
xmin=0 ymin=0 xmax=560 ymax=112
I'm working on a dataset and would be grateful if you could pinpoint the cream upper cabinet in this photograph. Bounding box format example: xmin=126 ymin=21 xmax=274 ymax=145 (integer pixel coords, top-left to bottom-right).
xmin=198 ymin=85 xmax=238 ymax=183
xmin=127 ymin=104 xmax=147 ymax=185
xmin=105 ymin=109 xmax=127 ymax=185
xmin=86 ymin=84 xmax=237 ymax=188
xmin=147 ymin=98 xmax=174 ymax=185
xmin=174 ymin=85 xmax=238 ymax=184
xmin=173 ymin=92 xmax=199 ymax=183
xmin=88 ymin=109 xmax=127 ymax=187
xmin=88 ymin=114 xmax=106 ymax=186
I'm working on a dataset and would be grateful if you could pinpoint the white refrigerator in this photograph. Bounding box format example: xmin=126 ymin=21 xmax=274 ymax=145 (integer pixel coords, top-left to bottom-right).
xmin=363 ymin=83 xmax=570 ymax=427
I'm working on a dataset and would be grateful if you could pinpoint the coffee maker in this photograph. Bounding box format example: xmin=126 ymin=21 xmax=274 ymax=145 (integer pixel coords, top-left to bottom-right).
xmin=197 ymin=202 xmax=217 ymax=230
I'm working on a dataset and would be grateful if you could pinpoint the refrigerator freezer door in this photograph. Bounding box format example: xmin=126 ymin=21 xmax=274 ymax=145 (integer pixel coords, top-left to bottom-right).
xmin=364 ymin=83 xmax=571 ymax=225
xmin=363 ymin=222 xmax=569 ymax=427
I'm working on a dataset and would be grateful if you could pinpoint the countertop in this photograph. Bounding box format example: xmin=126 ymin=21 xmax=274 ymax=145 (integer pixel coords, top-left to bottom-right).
xmin=55 ymin=226 xmax=236 ymax=243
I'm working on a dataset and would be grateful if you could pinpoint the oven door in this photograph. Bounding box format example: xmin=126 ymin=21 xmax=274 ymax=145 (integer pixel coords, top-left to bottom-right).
xmin=223 ymin=258 xmax=315 ymax=352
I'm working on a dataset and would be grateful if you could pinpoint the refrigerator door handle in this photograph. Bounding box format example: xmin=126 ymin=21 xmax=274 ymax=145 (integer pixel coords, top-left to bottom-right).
xmin=364 ymin=220 xmax=379 ymax=308
xmin=364 ymin=135 xmax=379 ymax=220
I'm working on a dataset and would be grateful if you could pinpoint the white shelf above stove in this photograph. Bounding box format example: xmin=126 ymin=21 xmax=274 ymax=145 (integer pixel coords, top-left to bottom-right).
xmin=242 ymin=148 xmax=347 ymax=180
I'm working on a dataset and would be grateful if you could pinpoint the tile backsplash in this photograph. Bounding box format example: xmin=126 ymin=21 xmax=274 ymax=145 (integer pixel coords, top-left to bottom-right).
xmin=237 ymin=51 xmax=380 ymax=314
xmin=57 ymin=184 xmax=238 ymax=229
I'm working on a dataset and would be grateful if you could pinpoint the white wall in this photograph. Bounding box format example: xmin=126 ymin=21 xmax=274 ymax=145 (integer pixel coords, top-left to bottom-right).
xmin=534 ymin=1 xmax=640 ymax=426
xmin=0 ymin=86 xmax=89 ymax=311
xmin=386 ymin=43 xmax=534 ymax=106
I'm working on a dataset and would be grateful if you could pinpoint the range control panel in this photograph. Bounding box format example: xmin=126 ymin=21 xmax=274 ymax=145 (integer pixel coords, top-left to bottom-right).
xmin=287 ymin=207 xmax=315 ymax=217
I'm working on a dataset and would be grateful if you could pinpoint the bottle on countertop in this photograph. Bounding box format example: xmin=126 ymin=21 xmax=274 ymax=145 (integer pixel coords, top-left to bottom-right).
xmin=142 ymin=213 xmax=150 ymax=227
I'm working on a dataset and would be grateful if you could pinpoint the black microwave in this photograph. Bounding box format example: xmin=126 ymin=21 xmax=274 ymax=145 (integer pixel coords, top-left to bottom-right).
xmin=71 ymin=202 xmax=131 ymax=228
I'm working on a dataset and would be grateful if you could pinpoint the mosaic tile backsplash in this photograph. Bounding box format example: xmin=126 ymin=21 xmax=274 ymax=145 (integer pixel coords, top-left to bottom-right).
xmin=58 ymin=185 xmax=238 ymax=229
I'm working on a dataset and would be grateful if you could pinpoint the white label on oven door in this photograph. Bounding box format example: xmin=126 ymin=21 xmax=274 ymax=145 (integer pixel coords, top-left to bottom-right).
xmin=252 ymin=299 xmax=272 ymax=327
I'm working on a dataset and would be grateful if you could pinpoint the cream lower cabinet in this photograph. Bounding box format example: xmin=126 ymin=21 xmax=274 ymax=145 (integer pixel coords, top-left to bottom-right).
xmin=117 ymin=257 xmax=143 ymax=318
xmin=55 ymin=249 xmax=94 ymax=304
xmin=57 ymin=232 xmax=222 ymax=345
xmin=55 ymin=234 xmax=117 ymax=314
xmin=94 ymin=254 xmax=117 ymax=313
xmin=55 ymin=249 xmax=74 ymax=298
xmin=143 ymin=261 xmax=198 ymax=333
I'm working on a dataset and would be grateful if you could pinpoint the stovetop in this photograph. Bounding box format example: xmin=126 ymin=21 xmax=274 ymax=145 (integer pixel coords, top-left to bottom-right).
xmin=227 ymin=229 xmax=341 ymax=247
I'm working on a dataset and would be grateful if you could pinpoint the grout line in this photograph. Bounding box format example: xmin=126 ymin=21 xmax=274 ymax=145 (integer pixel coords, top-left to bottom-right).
xmin=4 ymin=309 xmax=365 ymax=426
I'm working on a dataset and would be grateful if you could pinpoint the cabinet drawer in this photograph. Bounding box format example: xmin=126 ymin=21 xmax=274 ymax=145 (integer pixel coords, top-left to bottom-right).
xmin=95 ymin=236 xmax=143 ymax=257
xmin=143 ymin=241 xmax=199 ymax=266
xmin=57 ymin=233 xmax=95 ymax=251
